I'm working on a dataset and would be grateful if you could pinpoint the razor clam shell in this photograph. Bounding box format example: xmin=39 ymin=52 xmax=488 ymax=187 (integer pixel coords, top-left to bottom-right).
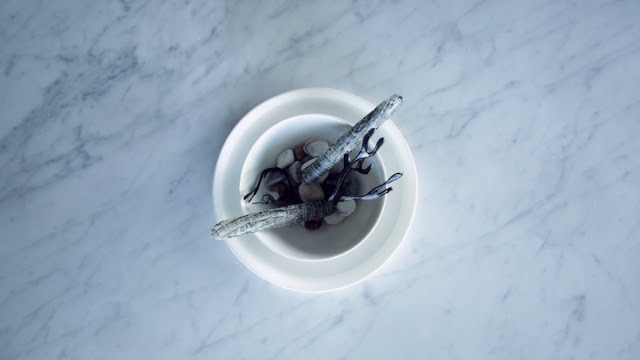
xmin=211 ymin=201 xmax=337 ymax=239
xmin=301 ymin=158 xmax=328 ymax=183
xmin=301 ymin=94 xmax=403 ymax=184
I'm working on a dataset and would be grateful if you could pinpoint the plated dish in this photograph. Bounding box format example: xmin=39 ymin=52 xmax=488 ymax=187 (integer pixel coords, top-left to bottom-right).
xmin=212 ymin=88 xmax=418 ymax=292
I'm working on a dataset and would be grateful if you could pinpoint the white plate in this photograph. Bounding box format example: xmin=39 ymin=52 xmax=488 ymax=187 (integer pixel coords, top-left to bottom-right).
xmin=212 ymin=88 xmax=418 ymax=292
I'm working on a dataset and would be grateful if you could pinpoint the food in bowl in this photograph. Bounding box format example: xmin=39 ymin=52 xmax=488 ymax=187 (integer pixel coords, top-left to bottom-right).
xmin=210 ymin=94 xmax=403 ymax=240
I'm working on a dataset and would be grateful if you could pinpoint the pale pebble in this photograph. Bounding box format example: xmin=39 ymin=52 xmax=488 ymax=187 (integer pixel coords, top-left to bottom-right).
xmin=288 ymin=161 xmax=302 ymax=183
xmin=277 ymin=149 xmax=295 ymax=168
xmin=298 ymin=183 xmax=324 ymax=203
xmin=324 ymin=212 xmax=344 ymax=225
xmin=336 ymin=199 xmax=356 ymax=217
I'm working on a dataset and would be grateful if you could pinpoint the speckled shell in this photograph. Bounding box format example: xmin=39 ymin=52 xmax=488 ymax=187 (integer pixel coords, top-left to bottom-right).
xmin=301 ymin=158 xmax=328 ymax=183
xmin=303 ymin=138 xmax=329 ymax=157
xmin=211 ymin=201 xmax=336 ymax=239
xmin=301 ymin=94 xmax=403 ymax=184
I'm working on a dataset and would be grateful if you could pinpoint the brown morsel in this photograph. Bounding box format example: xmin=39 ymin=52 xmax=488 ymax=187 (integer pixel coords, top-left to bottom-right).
xmin=269 ymin=182 xmax=287 ymax=201
xmin=269 ymin=182 xmax=286 ymax=193
xmin=298 ymin=183 xmax=324 ymax=203
xmin=293 ymin=146 xmax=306 ymax=160
xmin=304 ymin=219 xmax=322 ymax=230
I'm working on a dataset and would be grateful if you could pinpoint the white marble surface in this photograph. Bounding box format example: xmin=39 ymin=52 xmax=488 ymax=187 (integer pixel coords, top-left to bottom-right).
xmin=1 ymin=0 xmax=639 ymax=358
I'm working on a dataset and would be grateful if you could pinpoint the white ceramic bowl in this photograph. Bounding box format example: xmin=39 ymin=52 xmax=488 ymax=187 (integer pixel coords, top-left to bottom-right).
xmin=239 ymin=114 xmax=387 ymax=262
xmin=211 ymin=88 xmax=418 ymax=292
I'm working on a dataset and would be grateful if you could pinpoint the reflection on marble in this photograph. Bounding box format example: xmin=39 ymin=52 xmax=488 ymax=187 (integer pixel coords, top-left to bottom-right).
xmin=1 ymin=0 xmax=639 ymax=358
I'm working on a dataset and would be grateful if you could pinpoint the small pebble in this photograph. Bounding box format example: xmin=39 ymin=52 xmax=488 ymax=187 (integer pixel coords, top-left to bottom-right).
xmin=298 ymin=183 xmax=324 ymax=203
xmin=293 ymin=146 xmax=306 ymax=161
xmin=301 ymin=158 xmax=328 ymax=183
xmin=324 ymin=212 xmax=344 ymax=225
xmin=266 ymin=171 xmax=287 ymax=187
xmin=303 ymin=138 xmax=330 ymax=157
xmin=304 ymin=219 xmax=322 ymax=230
xmin=336 ymin=199 xmax=356 ymax=217
xmin=301 ymin=155 xmax=313 ymax=164
xmin=276 ymin=149 xmax=294 ymax=168
xmin=288 ymin=161 xmax=302 ymax=183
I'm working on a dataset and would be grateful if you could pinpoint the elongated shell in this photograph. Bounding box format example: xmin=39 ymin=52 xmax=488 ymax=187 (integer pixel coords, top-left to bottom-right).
xmin=211 ymin=201 xmax=337 ymax=239
xmin=301 ymin=94 xmax=403 ymax=184
xmin=301 ymin=158 xmax=328 ymax=183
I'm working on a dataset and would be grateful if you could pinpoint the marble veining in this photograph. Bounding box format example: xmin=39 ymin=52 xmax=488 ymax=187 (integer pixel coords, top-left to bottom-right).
xmin=1 ymin=0 xmax=639 ymax=359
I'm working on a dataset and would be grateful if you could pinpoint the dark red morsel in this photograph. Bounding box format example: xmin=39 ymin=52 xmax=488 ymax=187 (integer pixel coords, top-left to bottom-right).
xmin=293 ymin=146 xmax=306 ymax=160
xmin=304 ymin=219 xmax=322 ymax=230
